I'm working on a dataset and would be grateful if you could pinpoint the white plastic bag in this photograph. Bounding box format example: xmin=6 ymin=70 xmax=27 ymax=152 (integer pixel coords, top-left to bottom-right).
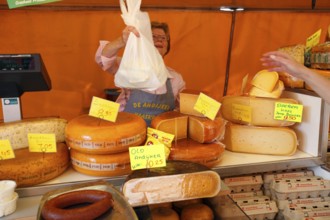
xmin=115 ymin=0 xmax=169 ymax=90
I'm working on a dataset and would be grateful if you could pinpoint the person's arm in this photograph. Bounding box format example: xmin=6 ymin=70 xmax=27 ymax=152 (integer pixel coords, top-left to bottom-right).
xmin=95 ymin=26 xmax=140 ymax=74
xmin=261 ymin=51 xmax=330 ymax=104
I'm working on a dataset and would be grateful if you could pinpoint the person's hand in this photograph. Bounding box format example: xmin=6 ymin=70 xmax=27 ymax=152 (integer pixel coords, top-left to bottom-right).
xmin=122 ymin=26 xmax=140 ymax=44
xmin=260 ymin=51 xmax=305 ymax=78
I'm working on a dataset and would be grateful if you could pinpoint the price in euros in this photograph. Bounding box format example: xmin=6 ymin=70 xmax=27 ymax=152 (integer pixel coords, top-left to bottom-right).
xmin=146 ymin=159 xmax=164 ymax=168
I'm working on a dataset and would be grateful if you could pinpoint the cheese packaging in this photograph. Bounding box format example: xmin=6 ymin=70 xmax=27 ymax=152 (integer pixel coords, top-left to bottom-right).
xmin=251 ymin=69 xmax=279 ymax=92
xmin=278 ymin=44 xmax=306 ymax=88
xmin=0 ymin=117 xmax=67 ymax=150
xmin=65 ymin=112 xmax=147 ymax=154
xmin=179 ymin=90 xmax=205 ymax=117
xmin=0 ymin=143 xmax=70 ymax=187
xmin=122 ymin=161 xmax=221 ymax=207
xmin=169 ymin=138 xmax=225 ymax=168
xmin=150 ymin=111 xmax=188 ymax=140
xmin=249 ymin=80 xmax=284 ymax=98
xmin=223 ymin=123 xmax=298 ymax=155
xmin=220 ymin=95 xmax=298 ymax=127
xmin=188 ymin=115 xmax=226 ymax=143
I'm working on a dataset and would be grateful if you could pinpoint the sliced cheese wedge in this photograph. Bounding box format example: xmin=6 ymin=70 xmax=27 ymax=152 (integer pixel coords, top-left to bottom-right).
xmin=0 ymin=117 xmax=67 ymax=150
xmin=179 ymin=90 xmax=205 ymax=117
xmin=123 ymin=161 xmax=221 ymax=207
xmin=251 ymin=69 xmax=279 ymax=92
xmin=188 ymin=115 xmax=226 ymax=143
xmin=223 ymin=123 xmax=297 ymax=156
xmin=150 ymin=111 xmax=188 ymax=140
xmin=220 ymin=95 xmax=298 ymax=127
xmin=249 ymin=80 xmax=284 ymax=99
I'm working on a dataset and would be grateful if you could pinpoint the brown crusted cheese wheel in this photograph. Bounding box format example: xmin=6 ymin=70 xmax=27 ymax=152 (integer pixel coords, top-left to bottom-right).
xmin=169 ymin=138 xmax=225 ymax=168
xmin=0 ymin=143 xmax=70 ymax=187
xmin=151 ymin=207 xmax=179 ymax=220
xmin=65 ymin=113 xmax=147 ymax=154
xmin=70 ymin=149 xmax=131 ymax=177
xmin=180 ymin=203 xmax=214 ymax=220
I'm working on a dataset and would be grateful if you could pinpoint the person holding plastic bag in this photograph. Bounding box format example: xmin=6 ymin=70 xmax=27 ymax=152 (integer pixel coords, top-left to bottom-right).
xmin=95 ymin=21 xmax=186 ymax=126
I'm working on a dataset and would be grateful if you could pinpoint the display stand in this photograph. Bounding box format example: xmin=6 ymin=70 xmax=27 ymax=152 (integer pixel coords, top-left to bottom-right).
xmin=0 ymin=54 xmax=51 ymax=122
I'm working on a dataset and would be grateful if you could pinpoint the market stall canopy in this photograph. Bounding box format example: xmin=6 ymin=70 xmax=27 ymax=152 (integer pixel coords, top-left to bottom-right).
xmin=0 ymin=0 xmax=329 ymax=10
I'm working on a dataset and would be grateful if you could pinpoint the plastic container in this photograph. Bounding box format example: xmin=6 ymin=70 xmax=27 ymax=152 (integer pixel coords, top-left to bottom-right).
xmin=0 ymin=192 xmax=18 ymax=217
xmin=0 ymin=180 xmax=16 ymax=203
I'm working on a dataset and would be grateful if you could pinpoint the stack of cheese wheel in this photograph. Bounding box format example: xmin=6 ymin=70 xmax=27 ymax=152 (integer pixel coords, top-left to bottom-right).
xmin=65 ymin=112 xmax=147 ymax=177
xmin=221 ymin=69 xmax=298 ymax=156
xmin=0 ymin=117 xmax=70 ymax=187
xmin=150 ymin=90 xmax=226 ymax=168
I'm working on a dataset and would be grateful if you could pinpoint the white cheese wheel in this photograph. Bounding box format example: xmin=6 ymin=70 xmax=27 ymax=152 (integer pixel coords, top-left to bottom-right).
xmin=0 ymin=117 xmax=67 ymax=150
xmin=150 ymin=111 xmax=188 ymax=140
xmin=0 ymin=143 xmax=70 ymax=187
xmin=70 ymin=149 xmax=131 ymax=177
xmin=169 ymin=138 xmax=225 ymax=168
xmin=188 ymin=115 xmax=226 ymax=143
xmin=65 ymin=113 xmax=147 ymax=154
xmin=223 ymin=123 xmax=297 ymax=155
xmin=220 ymin=95 xmax=298 ymax=127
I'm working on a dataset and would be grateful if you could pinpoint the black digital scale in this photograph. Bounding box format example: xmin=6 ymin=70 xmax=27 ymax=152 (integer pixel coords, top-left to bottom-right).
xmin=0 ymin=54 xmax=51 ymax=122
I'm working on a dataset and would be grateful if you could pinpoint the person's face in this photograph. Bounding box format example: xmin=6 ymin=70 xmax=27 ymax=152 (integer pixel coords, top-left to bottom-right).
xmin=152 ymin=28 xmax=168 ymax=57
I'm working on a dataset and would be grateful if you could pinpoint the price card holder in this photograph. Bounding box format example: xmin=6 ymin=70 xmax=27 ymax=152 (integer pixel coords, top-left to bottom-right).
xmin=129 ymin=144 xmax=166 ymax=170
xmin=232 ymin=103 xmax=252 ymax=123
xmin=274 ymin=102 xmax=303 ymax=123
xmin=89 ymin=96 xmax=120 ymax=122
xmin=0 ymin=140 xmax=15 ymax=160
xmin=28 ymin=133 xmax=57 ymax=153
xmin=193 ymin=93 xmax=221 ymax=120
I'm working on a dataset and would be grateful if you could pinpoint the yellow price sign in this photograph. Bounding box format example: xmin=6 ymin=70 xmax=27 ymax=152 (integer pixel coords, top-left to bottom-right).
xmin=28 ymin=133 xmax=57 ymax=153
xmin=232 ymin=103 xmax=252 ymax=123
xmin=0 ymin=140 xmax=15 ymax=160
xmin=274 ymin=102 xmax=303 ymax=123
xmin=193 ymin=93 xmax=221 ymax=120
xmin=129 ymin=144 xmax=166 ymax=170
xmin=306 ymin=29 xmax=321 ymax=51
xmin=89 ymin=96 xmax=120 ymax=122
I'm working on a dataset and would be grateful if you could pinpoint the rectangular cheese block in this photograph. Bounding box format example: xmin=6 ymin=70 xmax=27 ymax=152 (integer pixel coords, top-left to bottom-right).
xmin=150 ymin=111 xmax=188 ymax=140
xmin=188 ymin=115 xmax=226 ymax=143
xmin=0 ymin=117 xmax=67 ymax=150
xmin=179 ymin=90 xmax=205 ymax=117
xmin=223 ymin=123 xmax=297 ymax=155
xmin=220 ymin=95 xmax=298 ymax=127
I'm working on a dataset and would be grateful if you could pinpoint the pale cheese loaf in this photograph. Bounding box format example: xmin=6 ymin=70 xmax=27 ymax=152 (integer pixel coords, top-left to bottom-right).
xmin=188 ymin=115 xmax=226 ymax=143
xmin=70 ymin=149 xmax=131 ymax=177
xmin=179 ymin=90 xmax=206 ymax=117
xmin=0 ymin=142 xmax=70 ymax=187
xmin=0 ymin=117 xmax=67 ymax=150
xmin=249 ymin=80 xmax=284 ymax=99
xmin=150 ymin=111 xmax=188 ymax=140
xmin=223 ymin=123 xmax=297 ymax=156
xmin=220 ymin=96 xmax=298 ymax=127
xmin=65 ymin=112 xmax=147 ymax=154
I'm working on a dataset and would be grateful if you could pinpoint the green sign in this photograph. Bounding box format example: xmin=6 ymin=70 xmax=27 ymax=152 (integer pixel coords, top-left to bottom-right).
xmin=7 ymin=0 xmax=60 ymax=9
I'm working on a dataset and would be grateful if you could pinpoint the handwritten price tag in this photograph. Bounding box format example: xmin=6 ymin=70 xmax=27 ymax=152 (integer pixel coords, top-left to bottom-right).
xmin=89 ymin=96 xmax=120 ymax=122
xmin=0 ymin=140 xmax=15 ymax=160
xmin=193 ymin=93 xmax=221 ymax=120
xmin=28 ymin=133 xmax=57 ymax=153
xmin=274 ymin=102 xmax=303 ymax=123
xmin=129 ymin=144 xmax=166 ymax=170
xmin=232 ymin=103 xmax=252 ymax=123
xmin=306 ymin=29 xmax=321 ymax=51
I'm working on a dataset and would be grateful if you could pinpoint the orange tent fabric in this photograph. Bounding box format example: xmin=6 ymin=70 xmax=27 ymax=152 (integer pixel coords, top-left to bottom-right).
xmin=0 ymin=8 xmax=329 ymax=121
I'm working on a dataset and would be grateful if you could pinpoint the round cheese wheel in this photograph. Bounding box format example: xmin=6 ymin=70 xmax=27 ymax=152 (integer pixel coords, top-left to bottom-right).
xmin=65 ymin=113 xmax=147 ymax=154
xmin=151 ymin=207 xmax=179 ymax=220
xmin=70 ymin=149 xmax=131 ymax=177
xmin=0 ymin=143 xmax=70 ymax=187
xmin=180 ymin=203 xmax=213 ymax=220
xmin=169 ymin=138 xmax=225 ymax=168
